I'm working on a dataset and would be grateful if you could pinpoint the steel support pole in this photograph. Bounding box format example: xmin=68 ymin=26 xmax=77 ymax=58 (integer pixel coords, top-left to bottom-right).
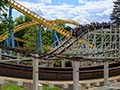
xmin=11 ymin=32 xmax=15 ymax=48
xmin=73 ymin=61 xmax=79 ymax=90
xmin=16 ymin=41 xmax=19 ymax=47
xmin=33 ymin=54 xmax=39 ymax=90
xmin=52 ymin=30 xmax=60 ymax=48
xmin=4 ymin=39 xmax=9 ymax=47
xmin=104 ymin=62 xmax=109 ymax=90
xmin=3 ymin=14 xmax=9 ymax=47
xmin=53 ymin=30 xmax=56 ymax=48
xmin=9 ymin=7 xmax=15 ymax=48
xmin=37 ymin=26 xmax=42 ymax=53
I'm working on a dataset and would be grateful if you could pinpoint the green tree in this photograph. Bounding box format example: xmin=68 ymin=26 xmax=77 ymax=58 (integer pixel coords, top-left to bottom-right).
xmin=0 ymin=0 xmax=8 ymax=35
xmin=0 ymin=14 xmax=9 ymax=35
xmin=111 ymin=0 xmax=120 ymax=25
xmin=14 ymin=15 xmax=32 ymax=38
xmin=23 ymin=26 xmax=38 ymax=50
xmin=14 ymin=15 xmax=32 ymax=26
xmin=0 ymin=0 xmax=8 ymax=20
xmin=23 ymin=26 xmax=53 ymax=52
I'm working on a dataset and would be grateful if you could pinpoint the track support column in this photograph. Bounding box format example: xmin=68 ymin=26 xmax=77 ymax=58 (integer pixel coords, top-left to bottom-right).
xmin=62 ymin=60 xmax=65 ymax=68
xmin=33 ymin=54 xmax=39 ymax=90
xmin=0 ymin=79 xmax=4 ymax=90
xmin=0 ymin=85 xmax=1 ymax=90
xmin=37 ymin=26 xmax=42 ymax=53
xmin=52 ymin=30 xmax=60 ymax=48
xmin=23 ymin=83 xmax=33 ymax=90
xmin=73 ymin=61 xmax=79 ymax=90
xmin=9 ymin=7 xmax=15 ymax=48
xmin=104 ymin=61 xmax=109 ymax=90
xmin=0 ymin=48 xmax=1 ymax=61
xmin=17 ymin=52 xmax=20 ymax=64
xmin=17 ymin=81 xmax=23 ymax=86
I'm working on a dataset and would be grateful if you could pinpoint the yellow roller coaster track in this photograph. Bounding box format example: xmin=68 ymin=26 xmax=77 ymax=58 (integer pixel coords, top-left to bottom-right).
xmin=48 ymin=19 xmax=80 ymax=26
xmin=8 ymin=0 xmax=70 ymax=37
xmin=14 ymin=37 xmax=28 ymax=43
xmin=0 ymin=19 xmax=80 ymax=42
xmin=0 ymin=20 xmax=93 ymax=48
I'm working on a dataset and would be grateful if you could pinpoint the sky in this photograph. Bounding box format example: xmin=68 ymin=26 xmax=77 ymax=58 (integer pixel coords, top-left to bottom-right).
xmin=12 ymin=0 xmax=115 ymax=24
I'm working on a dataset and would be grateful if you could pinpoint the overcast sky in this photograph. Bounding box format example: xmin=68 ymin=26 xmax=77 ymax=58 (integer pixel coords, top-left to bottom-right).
xmin=12 ymin=0 xmax=115 ymax=24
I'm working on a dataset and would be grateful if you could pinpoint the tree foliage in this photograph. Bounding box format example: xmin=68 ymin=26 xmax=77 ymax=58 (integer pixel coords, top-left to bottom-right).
xmin=0 ymin=0 xmax=8 ymax=34
xmin=14 ymin=15 xmax=32 ymax=38
xmin=14 ymin=15 xmax=53 ymax=52
xmin=111 ymin=0 xmax=120 ymax=25
xmin=0 ymin=0 xmax=8 ymax=20
xmin=22 ymin=26 xmax=38 ymax=50
xmin=14 ymin=15 xmax=32 ymax=26
xmin=0 ymin=14 xmax=9 ymax=35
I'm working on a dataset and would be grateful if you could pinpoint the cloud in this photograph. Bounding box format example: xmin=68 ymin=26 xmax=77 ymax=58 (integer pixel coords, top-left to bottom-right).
xmin=39 ymin=0 xmax=51 ymax=4
xmin=13 ymin=0 xmax=115 ymax=24
xmin=78 ymin=0 xmax=87 ymax=4
xmin=78 ymin=0 xmax=113 ymax=11
xmin=97 ymin=9 xmax=113 ymax=16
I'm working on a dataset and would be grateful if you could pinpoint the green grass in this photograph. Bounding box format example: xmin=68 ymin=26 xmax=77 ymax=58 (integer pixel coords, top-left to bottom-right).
xmin=2 ymin=85 xmax=23 ymax=90
xmin=2 ymin=84 xmax=62 ymax=90
xmin=43 ymin=85 xmax=62 ymax=90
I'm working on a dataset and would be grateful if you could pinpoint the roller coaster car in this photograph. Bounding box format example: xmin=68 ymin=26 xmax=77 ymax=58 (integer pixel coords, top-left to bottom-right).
xmin=72 ymin=26 xmax=83 ymax=37
xmin=72 ymin=22 xmax=113 ymax=37
xmin=101 ymin=22 xmax=111 ymax=29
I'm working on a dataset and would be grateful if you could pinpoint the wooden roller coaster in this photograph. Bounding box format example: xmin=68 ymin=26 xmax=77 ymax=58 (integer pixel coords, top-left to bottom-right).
xmin=0 ymin=0 xmax=120 ymax=83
